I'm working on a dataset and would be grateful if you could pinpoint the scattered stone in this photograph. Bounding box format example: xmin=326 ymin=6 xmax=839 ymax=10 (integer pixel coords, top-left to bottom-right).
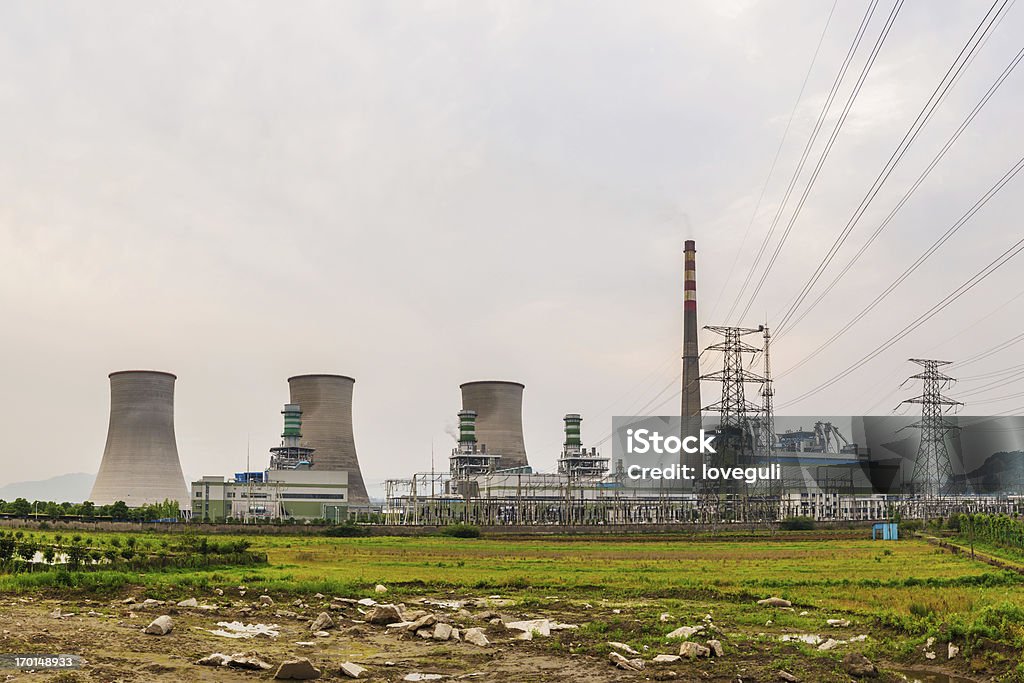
xmin=652 ymin=654 xmax=681 ymax=663
xmin=758 ymin=597 xmax=792 ymax=608
xmin=208 ymin=621 xmax=280 ymax=639
xmin=925 ymin=651 xmax=936 ymax=660
xmin=313 ymin=593 xmax=325 ymax=599
xmin=666 ymin=625 xmax=704 ymax=639
xmin=274 ymin=657 xmax=321 ymax=680
xmin=143 ymin=615 xmax=174 ymax=635
xmin=357 ymin=598 xmax=377 ymax=607
xmin=798 ymin=611 xmax=809 ymax=616
xmin=608 ymin=651 xmax=644 ymax=671
xmin=177 ymin=598 xmax=198 ymax=608
xmin=340 ymin=661 xmax=368 ymax=678
xmin=260 ymin=595 xmax=274 ymax=606
xmin=366 ymin=604 xmax=404 ymax=625
xmin=841 ymin=653 xmax=878 ymax=678
xmin=197 ymin=653 xmax=232 ymax=667
xmin=777 ymin=671 xmax=799 ymax=682
xmin=463 ymin=627 xmax=489 ymax=647
xmin=374 ymin=584 xmax=388 ymax=594
xmin=417 ymin=628 xmax=433 ymax=639
xmin=142 ymin=598 xmax=163 ymax=607
xmin=214 ymin=588 xmax=224 ymax=596
xmin=406 ymin=614 xmax=437 ymax=633
xmin=451 ymin=628 xmax=461 ymax=641
xmin=608 ymin=641 xmax=640 ymax=655
xmin=403 ymin=675 xmax=443 ymax=682
xmin=926 ymin=636 xmax=936 ymax=648
xmin=197 ymin=651 xmax=273 ymax=670
xmin=780 ymin=633 xmax=822 ymax=645
xmin=506 ymin=619 xmax=552 ymax=637
xmin=49 ymin=608 xmax=63 ymax=619
xmin=948 ymin=642 xmax=959 ymax=659
xmin=679 ymin=641 xmax=710 ymax=658
xmin=818 ymin=638 xmax=840 ymax=651
xmin=827 ymin=618 xmax=850 ymax=628
xmin=706 ymin=639 xmax=723 ymax=657
xmin=310 ymin=612 xmax=334 ymax=632
xmin=313 ymin=631 xmax=330 ymax=638
xmin=122 ymin=597 xmax=136 ymax=604
xmin=659 ymin=612 xmax=671 ymax=622
xmin=433 ymin=623 xmax=453 ymax=641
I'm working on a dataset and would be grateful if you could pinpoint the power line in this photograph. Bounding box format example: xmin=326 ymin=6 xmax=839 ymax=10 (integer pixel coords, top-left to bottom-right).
xmin=778 ymin=236 xmax=1024 ymax=409
xmin=706 ymin=0 xmax=840 ymax=322
xmin=721 ymin=0 xmax=881 ymax=325
xmin=775 ymin=153 xmax=1024 ymax=381
xmin=773 ymin=0 xmax=1014 ymax=336
xmin=734 ymin=0 xmax=906 ymax=325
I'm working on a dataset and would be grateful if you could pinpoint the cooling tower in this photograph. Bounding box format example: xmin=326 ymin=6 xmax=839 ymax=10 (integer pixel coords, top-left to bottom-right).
xmin=89 ymin=371 xmax=189 ymax=507
xmin=460 ymin=381 xmax=529 ymax=469
xmin=287 ymin=374 xmax=368 ymax=504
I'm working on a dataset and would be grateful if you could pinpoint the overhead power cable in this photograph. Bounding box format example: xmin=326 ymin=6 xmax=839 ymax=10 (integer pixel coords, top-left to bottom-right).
xmin=734 ymin=0 xmax=906 ymax=325
xmin=778 ymin=237 xmax=1024 ymax=409
xmin=775 ymin=153 xmax=1024 ymax=381
xmin=773 ymin=0 xmax=1014 ymax=336
xmin=721 ymin=0 xmax=881 ymax=325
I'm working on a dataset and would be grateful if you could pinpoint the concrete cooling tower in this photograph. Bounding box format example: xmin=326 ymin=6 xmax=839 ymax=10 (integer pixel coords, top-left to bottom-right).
xmin=287 ymin=374 xmax=368 ymax=504
xmin=89 ymin=371 xmax=189 ymax=507
xmin=460 ymin=381 xmax=529 ymax=469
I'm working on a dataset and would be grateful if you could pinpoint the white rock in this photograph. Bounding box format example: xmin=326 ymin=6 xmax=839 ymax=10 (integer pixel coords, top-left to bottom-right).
xmin=659 ymin=613 xmax=671 ymax=622
xmin=948 ymin=642 xmax=959 ymax=659
xmin=706 ymin=639 xmax=723 ymax=657
xmin=143 ymin=615 xmax=173 ymax=635
xmin=340 ymin=661 xmax=368 ymax=678
xmin=925 ymin=651 xmax=937 ymax=660
xmin=260 ymin=595 xmax=274 ymax=606
xmin=653 ymin=654 xmax=681 ymax=663
xmin=374 ymin=584 xmax=388 ymax=594
xmin=177 ymin=598 xmax=198 ymax=608
xmin=608 ymin=641 xmax=639 ymax=655
xmin=757 ymin=597 xmax=792 ymax=608
xmin=505 ymin=619 xmax=552 ymax=637
xmin=403 ymin=675 xmax=444 ymax=682
xmin=827 ymin=619 xmax=850 ymax=627
xmin=310 ymin=612 xmax=333 ymax=632
xmin=608 ymin=652 xmax=644 ymax=671
xmin=432 ymin=623 xmax=453 ymax=641
xmin=817 ymin=639 xmax=840 ymax=651
xmin=666 ymin=625 xmax=704 ymax=639
xmin=463 ymin=627 xmax=489 ymax=647
xmin=679 ymin=641 xmax=710 ymax=658
xmin=357 ymin=598 xmax=377 ymax=606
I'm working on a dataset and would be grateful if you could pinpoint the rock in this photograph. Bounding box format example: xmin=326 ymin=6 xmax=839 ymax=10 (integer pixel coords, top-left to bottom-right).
xmin=433 ymin=623 xmax=453 ymax=641
xmin=659 ymin=612 xmax=671 ymax=622
xmin=374 ymin=584 xmax=388 ymax=594
xmin=608 ymin=641 xmax=639 ymax=655
xmin=777 ymin=671 xmax=799 ymax=682
xmin=679 ymin=641 xmax=710 ymax=658
xmin=313 ymin=631 xmax=330 ymax=638
xmin=798 ymin=611 xmax=809 ymax=616
xmin=666 ymin=625 xmax=704 ymax=639
xmin=416 ymin=628 xmax=433 ymax=639
xmin=463 ymin=627 xmax=489 ymax=647
xmin=403 ymin=675 xmax=444 ymax=682
xmin=706 ymin=639 xmax=723 ymax=657
xmin=142 ymin=598 xmax=163 ymax=607
xmin=948 ymin=642 xmax=959 ymax=659
xmin=50 ymin=608 xmax=63 ymax=619
xmin=386 ymin=621 xmax=414 ymax=630
xmin=506 ymin=619 xmax=552 ymax=637
xmin=260 ymin=595 xmax=274 ymax=606
xmin=406 ymin=614 xmax=438 ymax=633
xmin=310 ymin=612 xmax=333 ymax=632
xmin=214 ymin=588 xmax=224 ymax=596
xmin=925 ymin=637 xmax=935 ymax=648
xmin=608 ymin=651 xmax=644 ymax=671
xmin=144 ymin=615 xmax=174 ymax=635
xmin=818 ymin=638 xmax=840 ymax=651
xmin=177 ymin=598 xmax=198 ymax=608
xmin=340 ymin=661 xmax=368 ymax=678
xmin=197 ymin=653 xmax=231 ymax=667
xmin=925 ymin=651 xmax=936 ymax=660
xmin=757 ymin=597 xmax=792 ymax=608
xmin=827 ymin=618 xmax=850 ymax=627
xmin=356 ymin=598 xmax=377 ymax=606
xmin=122 ymin=597 xmax=136 ymax=604
xmin=451 ymin=628 xmax=460 ymax=641
xmin=275 ymin=657 xmax=321 ymax=680
xmin=841 ymin=653 xmax=878 ymax=678
xmin=313 ymin=593 xmax=325 ymax=599
xmin=366 ymin=604 xmax=404 ymax=625
xmin=652 ymin=654 xmax=681 ymax=663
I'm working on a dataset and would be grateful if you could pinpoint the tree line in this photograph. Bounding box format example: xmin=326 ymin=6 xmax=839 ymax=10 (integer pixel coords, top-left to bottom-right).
xmin=0 ymin=498 xmax=180 ymax=522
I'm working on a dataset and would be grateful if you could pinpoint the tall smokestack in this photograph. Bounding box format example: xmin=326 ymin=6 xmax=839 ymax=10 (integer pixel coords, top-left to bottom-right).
xmin=681 ymin=240 xmax=702 ymax=420
xmin=288 ymin=374 xmax=368 ymax=504
xmin=89 ymin=370 xmax=189 ymax=507
xmin=460 ymin=381 xmax=529 ymax=469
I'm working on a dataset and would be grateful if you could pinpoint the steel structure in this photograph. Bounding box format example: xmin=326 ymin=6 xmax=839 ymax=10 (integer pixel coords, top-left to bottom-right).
xmin=90 ymin=370 xmax=189 ymax=508
xmin=288 ymin=374 xmax=368 ymax=504
xmin=898 ymin=359 xmax=962 ymax=497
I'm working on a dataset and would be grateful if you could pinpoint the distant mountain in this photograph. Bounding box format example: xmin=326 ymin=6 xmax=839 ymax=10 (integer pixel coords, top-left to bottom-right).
xmin=0 ymin=472 xmax=96 ymax=503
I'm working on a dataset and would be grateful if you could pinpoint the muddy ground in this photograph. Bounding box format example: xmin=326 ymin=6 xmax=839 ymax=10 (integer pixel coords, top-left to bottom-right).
xmin=0 ymin=592 xmax=982 ymax=683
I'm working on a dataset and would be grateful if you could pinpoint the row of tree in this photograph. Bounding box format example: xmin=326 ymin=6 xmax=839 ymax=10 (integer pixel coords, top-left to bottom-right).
xmin=0 ymin=498 xmax=180 ymax=522
xmin=955 ymin=513 xmax=1024 ymax=550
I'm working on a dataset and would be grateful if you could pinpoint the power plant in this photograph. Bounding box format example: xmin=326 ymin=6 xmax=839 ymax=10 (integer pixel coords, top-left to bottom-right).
xmin=287 ymin=374 xmax=368 ymax=504
xmin=459 ymin=381 xmax=529 ymax=470
xmin=89 ymin=371 xmax=189 ymax=508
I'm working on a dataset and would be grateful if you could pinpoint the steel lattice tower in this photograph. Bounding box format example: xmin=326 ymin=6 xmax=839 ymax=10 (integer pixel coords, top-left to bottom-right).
xmin=899 ymin=359 xmax=962 ymax=497
xmin=699 ymin=325 xmax=766 ymax=522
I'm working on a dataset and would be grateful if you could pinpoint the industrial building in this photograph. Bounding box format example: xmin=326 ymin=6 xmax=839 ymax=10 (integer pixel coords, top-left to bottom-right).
xmin=190 ymin=403 xmax=348 ymax=522
xmin=90 ymin=370 xmax=190 ymax=508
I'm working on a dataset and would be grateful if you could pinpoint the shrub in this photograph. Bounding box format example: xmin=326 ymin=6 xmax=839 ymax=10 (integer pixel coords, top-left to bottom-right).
xmin=440 ymin=524 xmax=481 ymax=539
xmin=779 ymin=517 xmax=815 ymax=531
xmin=322 ymin=523 xmax=371 ymax=538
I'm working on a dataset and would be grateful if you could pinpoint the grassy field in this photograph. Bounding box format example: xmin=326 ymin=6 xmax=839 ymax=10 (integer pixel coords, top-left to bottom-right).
xmin=3 ymin=530 xmax=1024 ymax=680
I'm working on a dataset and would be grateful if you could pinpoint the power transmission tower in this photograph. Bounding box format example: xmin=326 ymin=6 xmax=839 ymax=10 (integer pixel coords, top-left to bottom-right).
xmin=699 ymin=325 xmax=766 ymax=524
xmin=898 ymin=359 xmax=962 ymax=498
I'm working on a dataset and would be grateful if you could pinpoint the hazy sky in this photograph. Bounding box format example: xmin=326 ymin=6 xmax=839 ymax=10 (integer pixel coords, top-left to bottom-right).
xmin=2 ymin=1 xmax=1022 ymax=497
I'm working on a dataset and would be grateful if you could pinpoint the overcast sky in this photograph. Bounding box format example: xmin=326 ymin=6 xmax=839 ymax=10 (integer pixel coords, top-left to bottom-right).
xmin=2 ymin=1 xmax=1022 ymax=497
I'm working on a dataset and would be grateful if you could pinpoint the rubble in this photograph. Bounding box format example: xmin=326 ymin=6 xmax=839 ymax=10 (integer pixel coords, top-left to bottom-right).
xmin=143 ymin=615 xmax=173 ymax=635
